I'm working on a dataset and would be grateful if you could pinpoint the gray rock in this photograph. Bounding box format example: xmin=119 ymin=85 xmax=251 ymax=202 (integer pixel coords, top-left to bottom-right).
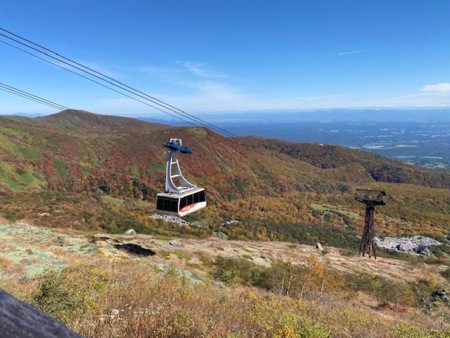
xmin=57 ymin=236 xmax=67 ymax=246
xmin=124 ymin=229 xmax=137 ymax=236
xmin=431 ymin=289 xmax=449 ymax=303
xmin=0 ymin=288 xmax=83 ymax=338
xmin=169 ymin=239 xmax=183 ymax=247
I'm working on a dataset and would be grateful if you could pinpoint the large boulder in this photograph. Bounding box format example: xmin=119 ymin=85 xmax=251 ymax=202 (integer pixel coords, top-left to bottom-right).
xmin=0 ymin=288 xmax=83 ymax=338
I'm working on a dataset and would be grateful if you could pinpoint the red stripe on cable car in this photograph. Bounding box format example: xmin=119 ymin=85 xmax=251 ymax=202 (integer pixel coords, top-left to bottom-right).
xmin=180 ymin=204 xmax=196 ymax=212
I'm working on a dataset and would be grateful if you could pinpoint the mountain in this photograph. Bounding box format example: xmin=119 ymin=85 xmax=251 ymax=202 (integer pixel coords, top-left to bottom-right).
xmin=0 ymin=109 xmax=449 ymax=247
xmin=241 ymin=136 xmax=450 ymax=187
xmin=1 ymin=109 xmax=449 ymax=337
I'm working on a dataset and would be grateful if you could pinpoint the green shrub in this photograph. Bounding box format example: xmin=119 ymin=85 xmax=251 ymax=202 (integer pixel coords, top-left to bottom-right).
xmin=346 ymin=272 xmax=416 ymax=307
xmin=32 ymin=266 xmax=110 ymax=323
xmin=212 ymin=256 xmax=265 ymax=286
xmin=441 ymin=267 xmax=450 ymax=281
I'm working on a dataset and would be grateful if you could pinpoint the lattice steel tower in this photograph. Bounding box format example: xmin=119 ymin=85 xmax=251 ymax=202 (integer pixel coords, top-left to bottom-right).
xmin=355 ymin=189 xmax=386 ymax=258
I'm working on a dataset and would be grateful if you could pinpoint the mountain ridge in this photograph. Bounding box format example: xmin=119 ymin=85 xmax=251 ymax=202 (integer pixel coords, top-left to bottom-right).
xmin=1 ymin=109 xmax=449 ymax=193
xmin=241 ymin=136 xmax=450 ymax=188
xmin=36 ymin=109 xmax=168 ymax=132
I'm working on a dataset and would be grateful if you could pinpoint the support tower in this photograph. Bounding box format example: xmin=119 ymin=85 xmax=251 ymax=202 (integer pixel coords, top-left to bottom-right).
xmin=355 ymin=189 xmax=386 ymax=258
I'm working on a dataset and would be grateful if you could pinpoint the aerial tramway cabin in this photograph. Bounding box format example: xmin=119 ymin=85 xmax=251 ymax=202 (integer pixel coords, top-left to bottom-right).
xmin=156 ymin=138 xmax=207 ymax=217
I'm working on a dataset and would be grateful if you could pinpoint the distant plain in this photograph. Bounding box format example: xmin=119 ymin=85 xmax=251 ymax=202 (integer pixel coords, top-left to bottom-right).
xmin=218 ymin=120 xmax=450 ymax=170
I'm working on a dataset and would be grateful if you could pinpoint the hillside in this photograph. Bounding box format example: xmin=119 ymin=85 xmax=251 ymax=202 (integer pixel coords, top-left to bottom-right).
xmin=37 ymin=109 xmax=168 ymax=132
xmin=0 ymin=221 xmax=449 ymax=337
xmin=241 ymin=136 xmax=450 ymax=188
xmin=0 ymin=109 xmax=449 ymax=249
xmin=1 ymin=110 xmax=450 ymax=336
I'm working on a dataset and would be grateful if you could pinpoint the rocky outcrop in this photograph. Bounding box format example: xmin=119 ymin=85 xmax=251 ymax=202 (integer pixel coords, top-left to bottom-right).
xmin=374 ymin=236 xmax=441 ymax=254
xmin=0 ymin=288 xmax=83 ymax=338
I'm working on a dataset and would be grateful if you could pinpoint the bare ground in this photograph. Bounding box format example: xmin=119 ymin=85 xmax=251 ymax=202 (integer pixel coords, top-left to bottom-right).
xmin=1 ymin=220 xmax=446 ymax=286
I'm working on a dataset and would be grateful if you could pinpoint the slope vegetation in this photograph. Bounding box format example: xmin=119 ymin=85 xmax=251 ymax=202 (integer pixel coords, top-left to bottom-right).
xmin=241 ymin=136 xmax=450 ymax=188
xmin=0 ymin=109 xmax=449 ymax=248
xmin=1 ymin=110 xmax=450 ymax=336
xmin=0 ymin=221 xmax=449 ymax=337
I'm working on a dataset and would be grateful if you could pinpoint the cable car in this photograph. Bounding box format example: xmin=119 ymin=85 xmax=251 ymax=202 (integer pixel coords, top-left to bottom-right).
xmin=156 ymin=138 xmax=207 ymax=217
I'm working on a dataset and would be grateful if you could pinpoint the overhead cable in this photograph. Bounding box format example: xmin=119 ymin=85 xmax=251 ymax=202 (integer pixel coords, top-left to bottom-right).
xmin=0 ymin=82 xmax=68 ymax=111
xmin=0 ymin=34 xmax=198 ymax=129
xmin=0 ymin=28 xmax=237 ymax=137
xmin=0 ymin=39 xmax=198 ymax=127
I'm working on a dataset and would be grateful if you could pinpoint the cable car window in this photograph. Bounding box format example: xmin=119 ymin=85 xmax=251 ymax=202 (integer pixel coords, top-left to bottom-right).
xmin=173 ymin=200 xmax=179 ymax=211
xmin=157 ymin=197 xmax=163 ymax=210
xmin=157 ymin=196 xmax=179 ymax=212
xmin=198 ymin=190 xmax=206 ymax=202
xmin=180 ymin=196 xmax=187 ymax=209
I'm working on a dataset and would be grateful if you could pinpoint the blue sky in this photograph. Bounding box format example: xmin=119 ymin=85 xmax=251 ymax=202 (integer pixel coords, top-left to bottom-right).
xmin=1 ymin=0 xmax=450 ymax=118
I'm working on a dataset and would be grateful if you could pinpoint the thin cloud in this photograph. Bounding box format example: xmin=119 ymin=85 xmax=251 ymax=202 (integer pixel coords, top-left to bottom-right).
xmin=420 ymin=82 xmax=450 ymax=92
xmin=181 ymin=61 xmax=228 ymax=78
xmin=113 ymin=62 xmax=261 ymax=112
xmin=337 ymin=50 xmax=362 ymax=56
xmin=74 ymin=60 xmax=120 ymax=79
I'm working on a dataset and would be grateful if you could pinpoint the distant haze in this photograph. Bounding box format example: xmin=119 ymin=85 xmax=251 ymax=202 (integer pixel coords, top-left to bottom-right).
xmin=139 ymin=108 xmax=450 ymax=125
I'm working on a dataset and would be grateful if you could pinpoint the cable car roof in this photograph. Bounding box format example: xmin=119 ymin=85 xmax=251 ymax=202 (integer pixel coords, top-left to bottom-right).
xmin=157 ymin=187 xmax=205 ymax=198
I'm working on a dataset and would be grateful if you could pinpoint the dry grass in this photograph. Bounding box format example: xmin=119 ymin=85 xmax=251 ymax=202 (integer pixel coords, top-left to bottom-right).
xmin=0 ymin=256 xmax=13 ymax=271
xmin=0 ymin=256 xmax=26 ymax=275
xmin=43 ymin=259 xmax=447 ymax=338
xmin=0 ymin=222 xmax=449 ymax=337
xmin=190 ymin=248 xmax=216 ymax=261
